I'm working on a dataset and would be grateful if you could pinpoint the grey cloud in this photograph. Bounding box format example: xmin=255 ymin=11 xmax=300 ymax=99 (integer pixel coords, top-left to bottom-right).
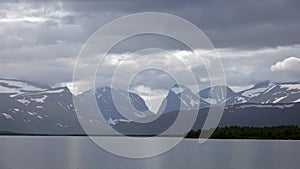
xmin=2 ymin=0 xmax=300 ymax=50
xmin=65 ymin=0 xmax=300 ymax=49
xmin=0 ymin=0 xmax=300 ymax=91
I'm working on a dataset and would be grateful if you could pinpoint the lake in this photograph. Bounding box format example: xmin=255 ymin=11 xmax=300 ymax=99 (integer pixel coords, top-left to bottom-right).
xmin=0 ymin=136 xmax=299 ymax=169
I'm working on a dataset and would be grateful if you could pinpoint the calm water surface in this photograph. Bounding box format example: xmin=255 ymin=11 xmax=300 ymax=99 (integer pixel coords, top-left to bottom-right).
xmin=0 ymin=136 xmax=299 ymax=169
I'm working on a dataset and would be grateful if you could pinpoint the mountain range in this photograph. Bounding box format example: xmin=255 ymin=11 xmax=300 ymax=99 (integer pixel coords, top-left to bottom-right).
xmin=0 ymin=78 xmax=299 ymax=135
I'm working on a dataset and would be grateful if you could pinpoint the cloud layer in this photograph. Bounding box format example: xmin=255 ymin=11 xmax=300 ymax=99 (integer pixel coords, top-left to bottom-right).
xmin=0 ymin=0 xmax=299 ymax=96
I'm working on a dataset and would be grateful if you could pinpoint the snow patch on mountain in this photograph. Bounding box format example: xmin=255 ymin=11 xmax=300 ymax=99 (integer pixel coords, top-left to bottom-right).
xmin=107 ymin=118 xmax=131 ymax=125
xmin=273 ymin=96 xmax=288 ymax=103
xmin=280 ymin=84 xmax=300 ymax=90
xmin=203 ymin=98 xmax=217 ymax=104
xmin=2 ymin=113 xmax=14 ymax=120
xmin=190 ymin=99 xmax=198 ymax=107
xmin=39 ymin=88 xmax=66 ymax=94
xmin=171 ymin=87 xmax=184 ymax=94
xmin=16 ymin=98 xmax=31 ymax=105
xmin=31 ymin=95 xmax=48 ymax=103
xmin=0 ymin=79 xmax=49 ymax=97
xmin=0 ymin=85 xmax=19 ymax=94
xmin=294 ymin=98 xmax=300 ymax=103
xmin=241 ymin=87 xmax=269 ymax=98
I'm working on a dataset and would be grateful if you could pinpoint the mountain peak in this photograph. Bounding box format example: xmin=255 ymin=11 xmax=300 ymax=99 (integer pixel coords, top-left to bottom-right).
xmin=170 ymin=86 xmax=184 ymax=95
xmin=172 ymin=83 xmax=180 ymax=88
xmin=199 ymin=85 xmax=235 ymax=99
xmin=252 ymin=80 xmax=274 ymax=89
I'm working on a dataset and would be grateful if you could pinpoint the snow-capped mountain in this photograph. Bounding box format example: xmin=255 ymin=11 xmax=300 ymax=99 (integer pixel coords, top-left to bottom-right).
xmin=0 ymin=78 xmax=83 ymax=134
xmin=199 ymin=85 xmax=238 ymax=105
xmin=152 ymin=81 xmax=300 ymax=114
xmin=241 ymin=81 xmax=300 ymax=104
xmin=0 ymin=78 xmax=51 ymax=96
xmin=79 ymin=86 xmax=153 ymax=124
xmin=0 ymin=78 xmax=154 ymax=134
xmin=0 ymin=78 xmax=299 ymax=135
xmin=157 ymin=84 xmax=210 ymax=114
xmin=200 ymin=81 xmax=300 ymax=105
xmin=229 ymin=80 xmax=277 ymax=104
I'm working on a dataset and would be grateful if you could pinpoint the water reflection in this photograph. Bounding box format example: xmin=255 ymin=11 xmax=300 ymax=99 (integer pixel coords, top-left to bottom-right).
xmin=0 ymin=137 xmax=299 ymax=169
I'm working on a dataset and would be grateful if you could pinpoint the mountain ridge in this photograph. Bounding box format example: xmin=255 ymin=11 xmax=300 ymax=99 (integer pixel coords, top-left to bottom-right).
xmin=0 ymin=78 xmax=299 ymax=135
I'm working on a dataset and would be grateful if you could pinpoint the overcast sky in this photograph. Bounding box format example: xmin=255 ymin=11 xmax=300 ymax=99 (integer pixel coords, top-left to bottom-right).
xmin=0 ymin=0 xmax=300 ymax=110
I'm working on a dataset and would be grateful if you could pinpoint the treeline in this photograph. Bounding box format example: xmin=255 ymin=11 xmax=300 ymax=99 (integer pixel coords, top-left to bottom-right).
xmin=186 ymin=125 xmax=300 ymax=139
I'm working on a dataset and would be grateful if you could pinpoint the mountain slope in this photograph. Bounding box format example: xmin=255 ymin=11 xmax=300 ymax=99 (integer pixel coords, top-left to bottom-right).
xmin=199 ymin=85 xmax=237 ymax=105
xmin=79 ymin=86 xmax=153 ymax=124
xmin=0 ymin=78 xmax=299 ymax=135
xmin=0 ymin=85 xmax=83 ymax=135
xmin=115 ymin=102 xmax=300 ymax=136
xmin=157 ymin=84 xmax=209 ymax=114
xmin=245 ymin=82 xmax=300 ymax=103
xmin=200 ymin=81 xmax=300 ymax=105
xmin=0 ymin=78 xmax=51 ymax=96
